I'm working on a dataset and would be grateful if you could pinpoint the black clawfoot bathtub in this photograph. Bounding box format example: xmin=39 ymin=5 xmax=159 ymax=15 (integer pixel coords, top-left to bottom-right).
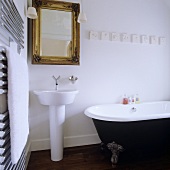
xmin=84 ymin=102 xmax=170 ymax=164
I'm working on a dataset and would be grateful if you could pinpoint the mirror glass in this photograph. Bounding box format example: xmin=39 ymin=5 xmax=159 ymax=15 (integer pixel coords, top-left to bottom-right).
xmin=32 ymin=0 xmax=80 ymax=65
xmin=41 ymin=9 xmax=72 ymax=57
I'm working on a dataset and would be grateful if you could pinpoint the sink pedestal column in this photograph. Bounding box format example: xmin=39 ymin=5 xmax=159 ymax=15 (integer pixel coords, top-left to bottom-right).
xmin=49 ymin=105 xmax=65 ymax=161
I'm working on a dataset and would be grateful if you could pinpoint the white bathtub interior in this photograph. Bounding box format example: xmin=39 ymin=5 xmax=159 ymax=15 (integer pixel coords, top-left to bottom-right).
xmin=84 ymin=101 xmax=170 ymax=122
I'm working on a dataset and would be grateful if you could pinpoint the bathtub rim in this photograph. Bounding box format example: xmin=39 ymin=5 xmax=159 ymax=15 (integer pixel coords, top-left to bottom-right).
xmin=84 ymin=101 xmax=170 ymax=122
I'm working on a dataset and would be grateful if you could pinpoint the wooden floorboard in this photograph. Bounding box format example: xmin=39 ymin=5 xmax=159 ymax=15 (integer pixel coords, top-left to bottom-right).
xmin=27 ymin=144 xmax=170 ymax=170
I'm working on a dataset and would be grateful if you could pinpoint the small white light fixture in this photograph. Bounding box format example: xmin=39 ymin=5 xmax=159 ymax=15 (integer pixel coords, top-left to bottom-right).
xmin=78 ymin=0 xmax=87 ymax=23
xmin=27 ymin=7 xmax=38 ymax=19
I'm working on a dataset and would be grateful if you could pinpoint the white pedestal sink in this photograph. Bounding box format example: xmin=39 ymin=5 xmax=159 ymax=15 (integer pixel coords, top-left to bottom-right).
xmin=33 ymin=89 xmax=79 ymax=161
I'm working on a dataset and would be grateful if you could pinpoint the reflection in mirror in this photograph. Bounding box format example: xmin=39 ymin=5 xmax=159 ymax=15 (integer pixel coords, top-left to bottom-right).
xmin=32 ymin=0 xmax=80 ymax=65
xmin=41 ymin=9 xmax=72 ymax=57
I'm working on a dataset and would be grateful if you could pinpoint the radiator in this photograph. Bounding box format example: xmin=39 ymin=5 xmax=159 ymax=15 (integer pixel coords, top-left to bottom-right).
xmin=0 ymin=47 xmax=26 ymax=170
xmin=0 ymin=0 xmax=26 ymax=168
xmin=0 ymin=0 xmax=24 ymax=54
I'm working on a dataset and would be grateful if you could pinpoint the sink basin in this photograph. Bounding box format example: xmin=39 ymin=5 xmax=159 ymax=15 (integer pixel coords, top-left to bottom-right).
xmin=33 ymin=89 xmax=78 ymax=162
xmin=33 ymin=89 xmax=79 ymax=106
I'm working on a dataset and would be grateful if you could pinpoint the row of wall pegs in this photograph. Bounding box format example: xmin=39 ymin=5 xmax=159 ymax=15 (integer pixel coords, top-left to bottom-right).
xmin=89 ymin=31 xmax=166 ymax=45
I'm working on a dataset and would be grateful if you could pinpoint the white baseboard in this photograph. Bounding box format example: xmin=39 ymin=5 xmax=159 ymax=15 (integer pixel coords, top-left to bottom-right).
xmin=31 ymin=138 xmax=50 ymax=151
xmin=64 ymin=134 xmax=101 ymax=147
xmin=31 ymin=134 xmax=101 ymax=151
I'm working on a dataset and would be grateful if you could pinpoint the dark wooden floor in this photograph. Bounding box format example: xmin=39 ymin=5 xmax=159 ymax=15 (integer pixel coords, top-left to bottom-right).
xmin=27 ymin=144 xmax=170 ymax=170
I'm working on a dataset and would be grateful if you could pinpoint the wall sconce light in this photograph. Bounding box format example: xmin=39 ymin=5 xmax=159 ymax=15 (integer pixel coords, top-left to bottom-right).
xmin=78 ymin=0 xmax=87 ymax=23
xmin=27 ymin=7 xmax=37 ymax=19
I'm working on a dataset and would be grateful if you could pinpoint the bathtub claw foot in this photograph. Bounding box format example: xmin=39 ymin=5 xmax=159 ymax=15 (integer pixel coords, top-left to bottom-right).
xmin=100 ymin=142 xmax=105 ymax=152
xmin=107 ymin=141 xmax=124 ymax=165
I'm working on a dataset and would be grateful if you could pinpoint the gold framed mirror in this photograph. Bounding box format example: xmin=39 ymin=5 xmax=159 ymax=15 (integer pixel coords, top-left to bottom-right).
xmin=32 ymin=0 xmax=80 ymax=65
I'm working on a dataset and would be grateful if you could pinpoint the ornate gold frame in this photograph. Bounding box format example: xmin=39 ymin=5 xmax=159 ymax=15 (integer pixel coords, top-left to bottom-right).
xmin=32 ymin=0 xmax=80 ymax=65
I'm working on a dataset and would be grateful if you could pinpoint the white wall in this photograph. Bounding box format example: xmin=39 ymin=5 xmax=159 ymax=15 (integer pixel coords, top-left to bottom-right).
xmin=28 ymin=0 xmax=170 ymax=151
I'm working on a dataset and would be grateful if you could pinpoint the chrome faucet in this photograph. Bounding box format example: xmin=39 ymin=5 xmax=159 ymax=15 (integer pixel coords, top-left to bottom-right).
xmin=52 ymin=75 xmax=60 ymax=90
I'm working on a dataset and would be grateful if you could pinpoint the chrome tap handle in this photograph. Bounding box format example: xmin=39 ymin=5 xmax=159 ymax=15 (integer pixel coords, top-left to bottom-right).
xmin=69 ymin=75 xmax=78 ymax=84
xmin=52 ymin=75 xmax=60 ymax=81
xmin=131 ymin=107 xmax=137 ymax=112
